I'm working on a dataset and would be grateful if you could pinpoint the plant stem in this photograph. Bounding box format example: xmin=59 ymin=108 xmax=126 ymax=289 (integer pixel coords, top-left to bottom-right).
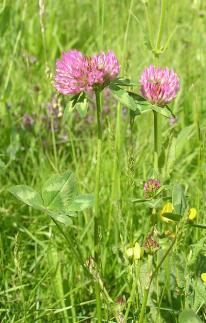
xmin=47 ymin=243 xmax=69 ymax=323
xmin=97 ymin=0 xmax=104 ymax=49
xmin=156 ymin=0 xmax=166 ymax=50
xmin=52 ymin=216 xmax=113 ymax=307
xmin=109 ymin=102 xmax=121 ymax=232
xmin=51 ymin=217 xmax=91 ymax=278
xmin=94 ymin=90 xmax=102 ymax=261
xmin=108 ymin=0 xmax=133 ymax=239
xmin=51 ymin=116 xmax=58 ymax=171
xmin=67 ymin=125 xmax=79 ymax=182
xmin=124 ymin=261 xmax=139 ymax=321
xmin=95 ymin=283 xmax=102 ymax=322
xmin=94 ymin=90 xmax=102 ymax=322
xmin=144 ymin=2 xmax=154 ymax=51
xmin=138 ymin=236 xmax=176 ymax=323
xmin=153 ymin=110 xmax=159 ymax=174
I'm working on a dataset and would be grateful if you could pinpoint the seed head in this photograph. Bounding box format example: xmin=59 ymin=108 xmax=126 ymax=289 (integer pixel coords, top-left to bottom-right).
xmin=144 ymin=234 xmax=160 ymax=254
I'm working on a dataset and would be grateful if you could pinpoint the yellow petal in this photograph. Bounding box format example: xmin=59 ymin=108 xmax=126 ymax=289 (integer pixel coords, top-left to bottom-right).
xmin=188 ymin=208 xmax=197 ymax=220
xmin=160 ymin=202 xmax=174 ymax=223
xmin=201 ymin=273 xmax=206 ymax=282
xmin=164 ymin=230 xmax=176 ymax=238
xmin=126 ymin=243 xmax=141 ymax=260
xmin=125 ymin=247 xmax=133 ymax=258
xmin=161 ymin=202 xmax=174 ymax=214
xmin=133 ymin=243 xmax=141 ymax=260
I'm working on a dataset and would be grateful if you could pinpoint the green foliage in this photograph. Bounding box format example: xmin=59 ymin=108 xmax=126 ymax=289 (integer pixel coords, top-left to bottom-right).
xmin=9 ymin=185 xmax=44 ymax=211
xmin=9 ymin=170 xmax=94 ymax=224
xmin=161 ymin=212 xmax=181 ymax=222
xmin=193 ymin=280 xmax=206 ymax=312
xmin=172 ymin=184 xmax=187 ymax=215
xmin=0 ymin=159 xmax=6 ymax=171
xmin=176 ymin=125 xmax=195 ymax=159
xmin=151 ymin=105 xmax=173 ymax=118
xmin=109 ymin=84 xmax=142 ymax=112
xmin=1 ymin=0 xmax=206 ymax=322
xmin=41 ymin=170 xmax=76 ymax=211
xmin=178 ymin=310 xmax=202 ymax=323
xmin=63 ymin=92 xmax=87 ymax=122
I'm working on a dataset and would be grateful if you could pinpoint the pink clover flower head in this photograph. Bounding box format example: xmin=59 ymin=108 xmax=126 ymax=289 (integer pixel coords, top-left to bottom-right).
xmin=89 ymin=51 xmax=120 ymax=89
xmin=144 ymin=179 xmax=161 ymax=197
xmin=55 ymin=50 xmax=120 ymax=95
xmin=140 ymin=65 xmax=180 ymax=106
xmin=55 ymin=50 xmax=92 ymax=95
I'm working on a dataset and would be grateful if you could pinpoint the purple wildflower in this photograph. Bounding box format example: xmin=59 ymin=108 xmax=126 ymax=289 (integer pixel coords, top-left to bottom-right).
xmin=140 ymin=65 xmax=180 ymax=106
xmin=89 ymin=51 xmax=120 ymax=89
xmin=23 ymin=113 xmax=34 ymax=128
xmin=54 ymin=50 xmax=120 ymax=95
xmin=55 ymin=50 xmax=92 ymax=95
xmin=144 ymin=179 xmax=161 ymax=197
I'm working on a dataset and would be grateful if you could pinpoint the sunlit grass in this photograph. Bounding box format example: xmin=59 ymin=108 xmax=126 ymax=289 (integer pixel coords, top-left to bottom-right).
xmin=0 ymin=0 xmax=206 ymax=322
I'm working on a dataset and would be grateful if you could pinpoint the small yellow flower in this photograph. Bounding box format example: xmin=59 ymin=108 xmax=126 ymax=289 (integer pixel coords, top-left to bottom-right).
xmin=201 ymin=273 xmax=206 ymax=282
xmin=164 ymin=230 xmax=176 ymax=239
xmin=188 ymin=208 xmax=197 ymax=221
xmin=126 ymin=242 xmax=141 ymax=260
xmin=160 ymin=202 xmax=174 ymax=223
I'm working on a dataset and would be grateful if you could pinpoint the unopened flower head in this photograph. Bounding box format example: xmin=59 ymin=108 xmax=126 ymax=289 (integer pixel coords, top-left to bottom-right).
xmin=140 ymin=65 xmax=180 ymax=106
xmin=55 ymin=49 xmax=120 ymax=95
xmin=89 ymin=51 xmax=120 ymax=89
xmin=144 ymin=234 xmax=160 ymax=254
xmin=23 ymin=113 xmax=34 ymax=128
xmin=144 ymin=178 xmax=160 ymax=197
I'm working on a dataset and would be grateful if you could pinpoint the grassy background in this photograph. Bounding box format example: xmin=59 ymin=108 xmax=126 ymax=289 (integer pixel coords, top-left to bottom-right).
xmin=0 ymin=0 xmax=206 ymax=322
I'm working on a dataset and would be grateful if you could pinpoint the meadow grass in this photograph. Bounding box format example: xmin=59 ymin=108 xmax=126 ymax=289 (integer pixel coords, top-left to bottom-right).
xmin=0 ymin=0 xmax=206 ymax=322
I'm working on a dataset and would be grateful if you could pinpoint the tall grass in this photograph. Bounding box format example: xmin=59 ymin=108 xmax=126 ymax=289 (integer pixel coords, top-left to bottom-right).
xmin=0 ymin=0 xmax=206 ymax=322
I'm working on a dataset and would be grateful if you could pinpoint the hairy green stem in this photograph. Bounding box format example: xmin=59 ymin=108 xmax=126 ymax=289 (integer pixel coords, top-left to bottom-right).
xmin=94 ymin=90 xmax=102 ymax=322
xmin=144 ymin=2 xmax=154 ymax=50
xmin=51 ymin=218 xmax=91 ymax=277
xmin=108 ymin=102 xmax=121 ymax=247
xmin=95 ymin=283 xmax=102 ymax=322
xmin=97 ymin=0 xmax=104 ymax=49
xmin=138 ymin=236 xmax=176 ymax=323
xmin=124 ymin=261 xmax=139 ymax=321
xmin=156 ymin=0 xmax=166 ymax=50
xmin=53 ymin=217 xmax=113 ymax=310
xmin=153 ymin=110 xmax=159 ymax=174
xmin=108 ymin=0 xmax=134 ymax=239
xmin=94 ymin=90 xmax=102 ymax=261
xmin=51 ymin=116 xmax=58 ymax=171
xmin=47 ymin=243 xmax=69 ymax=323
